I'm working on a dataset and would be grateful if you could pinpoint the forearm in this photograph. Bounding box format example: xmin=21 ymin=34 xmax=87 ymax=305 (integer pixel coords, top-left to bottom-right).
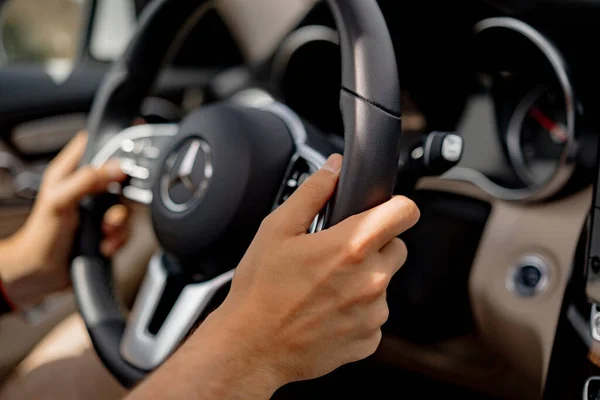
xmin=0 ymin=232 xmax=64 ymax=308
xmin=0 ymin=233 xmax=24 ymax=281
xmin=126 ymin=307 xmax=283 ymax=400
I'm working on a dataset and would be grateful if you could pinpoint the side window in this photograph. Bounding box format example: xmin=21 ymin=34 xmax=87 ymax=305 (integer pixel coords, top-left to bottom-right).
xmin=89 ymin=0 xmax=137 ymax=62
xmin=0 ymin=0 xmax=137 ymax=69
xmin=0 ymin=0 xmax=85 ymax=66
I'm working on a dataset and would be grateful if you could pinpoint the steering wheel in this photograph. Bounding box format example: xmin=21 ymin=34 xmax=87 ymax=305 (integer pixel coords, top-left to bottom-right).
xmin=71 ymin=0 xmax=401 ymax=388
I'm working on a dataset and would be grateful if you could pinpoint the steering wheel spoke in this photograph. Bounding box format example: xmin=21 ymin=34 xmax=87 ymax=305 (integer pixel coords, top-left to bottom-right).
xmin=120 ymin=253 xmax=234 ymax=371
xmin=91 ymin=124 xmax=179 ymax=205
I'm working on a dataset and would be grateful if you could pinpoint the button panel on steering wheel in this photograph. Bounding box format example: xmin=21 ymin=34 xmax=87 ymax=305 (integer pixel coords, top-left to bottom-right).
xmin=91 ymin=124 xmax=178 ymax=204
xmin=274 ymin=154 xmax=327 ymax=233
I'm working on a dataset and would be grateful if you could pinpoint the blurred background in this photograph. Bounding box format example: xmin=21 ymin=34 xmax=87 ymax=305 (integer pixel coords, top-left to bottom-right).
xmin=0 ymin=0 xmax=135 ymax=81
xmin=1 ymin=0 xmax=84 ymax=64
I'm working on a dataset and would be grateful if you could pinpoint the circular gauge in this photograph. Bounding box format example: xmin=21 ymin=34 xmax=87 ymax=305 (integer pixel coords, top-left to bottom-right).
xmin=440 ymin=16 xmax=578 ymax=202
xmin=506 ymin=87 xmax=569 ymax=186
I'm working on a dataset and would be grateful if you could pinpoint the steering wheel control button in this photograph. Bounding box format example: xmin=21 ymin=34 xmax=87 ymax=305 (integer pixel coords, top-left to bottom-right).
xmin=275 ymin=157 xmax=312 ymax=208
xmin=129 ymin=165 xmax=150 ymax=180
xmin=123 ymin=185 xmax=153 ymax=204
xmin=121 ymin=139 xmax=135 ymax=153
xmin=506 ymin=255 xmax=549 ymax=297
xmin=133 ymin=139 xmax=151 ymax=154
xmin=143 ymin=146 xmax=160 ymax=159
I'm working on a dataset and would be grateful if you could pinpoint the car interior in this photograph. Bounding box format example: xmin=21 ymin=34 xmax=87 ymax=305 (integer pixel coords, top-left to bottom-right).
xmin=1 ymin=0 xmax=600 ymax=399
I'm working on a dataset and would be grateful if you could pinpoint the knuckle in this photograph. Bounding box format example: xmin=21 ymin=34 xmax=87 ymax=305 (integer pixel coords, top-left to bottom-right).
xmin=79 ymin=166 xmax=98 ymax=181
xmin=369 ymin=303 xmax=390 ymax=330
xmin=365 ymin=273 xmax=389 ymax=299
xmin=259 ymin=212 xmax=279 ymax=232
xmin=393 ymin=238 xmax=409 ymax=265
xmin=344 ymin=236 xmax=369 ymax=264
xmin=394 ymin=196 xmax=421 ymax=224
xmin=337 ymin=318 xmax=357 ymax=337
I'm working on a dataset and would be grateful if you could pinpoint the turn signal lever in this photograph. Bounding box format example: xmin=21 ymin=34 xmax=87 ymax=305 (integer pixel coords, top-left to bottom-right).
xmin=396 ymin=132 xmax=463 ymax=195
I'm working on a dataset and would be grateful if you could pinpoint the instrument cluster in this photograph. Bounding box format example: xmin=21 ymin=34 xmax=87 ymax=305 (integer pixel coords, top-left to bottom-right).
xmin=270 ymin=16 xmax=584 ymax=202
xmin=444 ymin=17 xmax=580 ymax=202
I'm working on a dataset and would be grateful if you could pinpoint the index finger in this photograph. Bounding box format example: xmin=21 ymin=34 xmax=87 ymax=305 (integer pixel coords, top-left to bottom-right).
xmin=327 ymin=196 xmax=420 ymax=254
xmin=45 ymin=131 xmax=88 ymax=181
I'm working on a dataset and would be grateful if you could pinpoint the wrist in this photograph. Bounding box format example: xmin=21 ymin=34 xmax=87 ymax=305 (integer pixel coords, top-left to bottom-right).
xmin=0 ymin=232 xmax=66 ymax=309
xmin=186 ymin=304 xmax=286 ymax=398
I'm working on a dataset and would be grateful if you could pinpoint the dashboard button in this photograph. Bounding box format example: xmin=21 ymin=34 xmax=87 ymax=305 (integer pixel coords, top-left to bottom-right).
xmin=507 ymin=255 xmax=549 ymax=297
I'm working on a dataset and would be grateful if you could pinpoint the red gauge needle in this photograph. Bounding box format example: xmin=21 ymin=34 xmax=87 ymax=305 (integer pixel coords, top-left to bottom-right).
xmin=529 ymin=106 xmax=567 ymax=143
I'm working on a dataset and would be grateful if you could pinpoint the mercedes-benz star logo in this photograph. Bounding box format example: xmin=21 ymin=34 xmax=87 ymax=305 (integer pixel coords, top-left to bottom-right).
xmin=160 ymin=138 xmax=213 ymax=213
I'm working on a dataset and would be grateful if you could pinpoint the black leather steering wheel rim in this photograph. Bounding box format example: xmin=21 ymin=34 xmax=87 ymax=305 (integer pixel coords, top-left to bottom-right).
xmin=72 ymin=0 xmax=401 ymax=388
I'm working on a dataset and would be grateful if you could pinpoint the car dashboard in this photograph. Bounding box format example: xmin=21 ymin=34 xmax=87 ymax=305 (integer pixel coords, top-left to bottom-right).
xmin=228 ymin=1 xmax=600 ymax=399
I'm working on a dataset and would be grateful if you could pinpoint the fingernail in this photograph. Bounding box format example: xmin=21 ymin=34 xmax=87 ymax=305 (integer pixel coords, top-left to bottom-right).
xmin=104 ymin=159 xmax=126 ymax=180
xmin=322 ymin=154 xmax=342 ymax=174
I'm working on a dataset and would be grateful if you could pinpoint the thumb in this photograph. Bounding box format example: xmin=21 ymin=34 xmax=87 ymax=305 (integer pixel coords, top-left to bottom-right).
xmin=275 ymin=154 xmax=342 ymax=234
xmin=52 ymin=159 xmax=126 ymax=210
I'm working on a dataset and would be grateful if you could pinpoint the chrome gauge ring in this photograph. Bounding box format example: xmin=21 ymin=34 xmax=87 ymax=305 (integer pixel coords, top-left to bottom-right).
xmin=443 ymin=17 xmax=577 ymax=202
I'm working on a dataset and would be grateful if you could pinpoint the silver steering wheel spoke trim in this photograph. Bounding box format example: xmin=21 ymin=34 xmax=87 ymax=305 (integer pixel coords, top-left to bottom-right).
xmin=120 ymin=253 xmax=235 ymax=370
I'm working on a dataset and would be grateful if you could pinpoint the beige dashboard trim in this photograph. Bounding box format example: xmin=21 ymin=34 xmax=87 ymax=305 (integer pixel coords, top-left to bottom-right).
xmin=217 ymin=0 xmax=318 ymax=62
xmin=416 ymin=178 xmax=592 ymax=398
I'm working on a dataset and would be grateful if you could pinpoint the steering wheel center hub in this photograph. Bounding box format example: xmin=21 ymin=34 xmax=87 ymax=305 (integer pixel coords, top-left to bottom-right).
xmin=150 ymin=103 xmax=294 ymax=272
